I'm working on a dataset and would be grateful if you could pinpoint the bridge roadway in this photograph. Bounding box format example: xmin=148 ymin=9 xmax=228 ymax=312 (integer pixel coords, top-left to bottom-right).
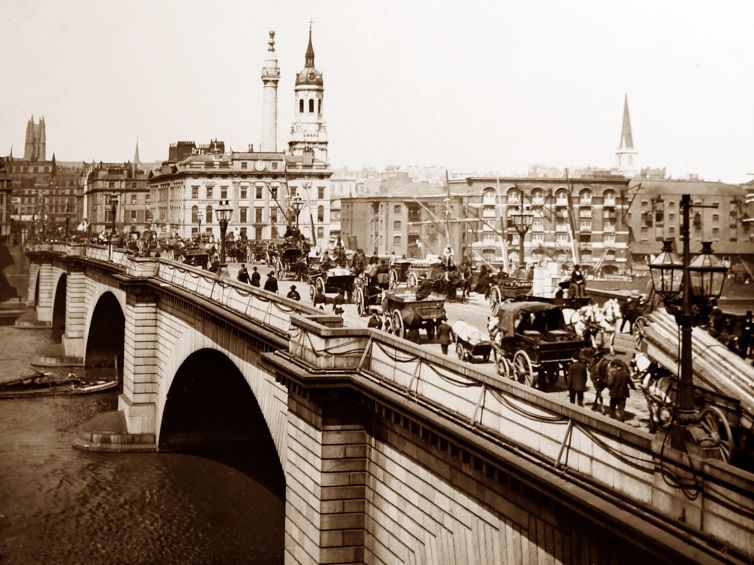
xmin=232 ymin=263 xmax=650 ymax=431
xmin=23 ymin=244 xmax=754 ymax=564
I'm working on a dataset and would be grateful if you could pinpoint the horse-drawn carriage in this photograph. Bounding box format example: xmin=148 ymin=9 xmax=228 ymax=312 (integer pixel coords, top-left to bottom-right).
xmin=452 ymin=321 xmax=492 ymax=362
xmin=353 ymin=269 xmax=392 ymax=316
xmin=490 ymin=301 xmax=587 ymax=387
xmin=381 ymin=287 xmax=446 ymax=340
xmin=488 ymin=275 xmax=534 ymax=313
xmin=274 ymin=234 xmax=310 ymax=281
xmin=308 ymin=267 xmax=357 ymax=303
xmin=183 ymin=246 xmax=210 ymax=269
xmin=389 ymin=259 xmax=414 ymax=287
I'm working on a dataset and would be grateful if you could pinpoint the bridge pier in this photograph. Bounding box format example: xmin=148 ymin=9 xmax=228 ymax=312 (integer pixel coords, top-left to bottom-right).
xmin=61 ymin=267 xmax=87 ymax=359
xmin=32 ymin=260 xmax=55 ymax=323
xmin=286 ymin=388 xmax=367 ymax=564
xmin=117 ymin=287 xmax=159 ymax=443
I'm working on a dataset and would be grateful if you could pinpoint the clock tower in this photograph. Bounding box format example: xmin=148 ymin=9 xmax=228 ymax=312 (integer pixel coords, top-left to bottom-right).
xmin=288 ymin=24 xmax=328 ymax=164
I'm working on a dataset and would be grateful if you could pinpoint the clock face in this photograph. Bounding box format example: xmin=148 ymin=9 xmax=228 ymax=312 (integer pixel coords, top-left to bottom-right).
xmin=255 ymin=160 xmax=265 ymax=171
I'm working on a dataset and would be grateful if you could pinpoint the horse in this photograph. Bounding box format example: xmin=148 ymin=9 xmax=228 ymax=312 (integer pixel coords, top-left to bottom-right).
xmin=630 ymin=352 xmax=675 ymax=432
xmin=582 ymin=349 xmax=632 ymax=414
xmin=599 ymin=298 xmax=621 ymax=355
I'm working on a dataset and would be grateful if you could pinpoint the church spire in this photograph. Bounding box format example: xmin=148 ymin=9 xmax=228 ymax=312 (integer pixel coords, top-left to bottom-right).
xmin=305 ymin=21 xmax=315 ymax=68
xmin=618 ymin=94 xmax=634 ymax=149
xmin=615 ymin=94 xmax=638 ymax=176
xmin=133 ymin=138 xmax=141 ymax=165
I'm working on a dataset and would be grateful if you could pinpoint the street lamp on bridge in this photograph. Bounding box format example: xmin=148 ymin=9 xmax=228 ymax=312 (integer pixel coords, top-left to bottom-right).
xmin=290 ymin=193 xmax=304 ymax=230
xmin=216 ymin=199 xmax=233 ymax=277
xmin=108 ymin=193 xmax=119 ymax=260
xmin=648 ymin=194 xmax=728 ymax=454
xmin=509 ymin=209 xmax=534 ymax=269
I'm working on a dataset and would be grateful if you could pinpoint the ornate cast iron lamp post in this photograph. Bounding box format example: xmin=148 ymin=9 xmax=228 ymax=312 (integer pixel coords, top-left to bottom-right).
xmin=216 ymin=199 xmax=233 ymax=277
xmin=509 ymin=210 xmax=534 ymax=269
xmin=648 ymin=194 xmax=728 ymax=450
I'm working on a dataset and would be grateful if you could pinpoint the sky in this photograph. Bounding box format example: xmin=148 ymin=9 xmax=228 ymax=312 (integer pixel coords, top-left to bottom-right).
xmin=1 ymin=0 xmax=753 ymax=183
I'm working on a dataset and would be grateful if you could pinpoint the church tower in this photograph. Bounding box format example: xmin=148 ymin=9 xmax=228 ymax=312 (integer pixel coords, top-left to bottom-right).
xmin=289 ymin=24 xmax=328 ymax=164
xmin=615 ymin=95 xmax=638 ymax=177
xmin=23 ymin=116 xmax=46 ymax=161
xmin=260 ymin=31 xmax=280 ymax=152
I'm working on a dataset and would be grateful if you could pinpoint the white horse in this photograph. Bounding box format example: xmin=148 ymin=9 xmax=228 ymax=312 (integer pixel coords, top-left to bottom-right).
xmin=600 ymin=298 xmax=621 ymax=355
xmin=631 ymin=352 xmax=675 ymax=432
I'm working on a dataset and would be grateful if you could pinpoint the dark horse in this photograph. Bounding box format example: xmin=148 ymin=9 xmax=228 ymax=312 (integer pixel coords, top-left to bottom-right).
xmin=582 ymin=349 xmax=630 ymax=413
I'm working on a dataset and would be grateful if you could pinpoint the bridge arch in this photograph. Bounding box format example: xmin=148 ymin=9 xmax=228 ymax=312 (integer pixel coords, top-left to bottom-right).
xmin=51 ymin=273 xmax=67 ymax=333
xmin=84 ymin=291 xmax=125 ymax=380
xmin=160 ymin=349 xmax=284 ymax=468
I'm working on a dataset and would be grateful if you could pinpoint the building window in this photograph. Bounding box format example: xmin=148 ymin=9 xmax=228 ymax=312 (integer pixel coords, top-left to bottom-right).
xmin=192 ymin=186 xmax=199 ymax=199
xmin=393 ymin=234 xmax=401 ymax=245
xmin=317 ymin=205 xmax=324 ymax=222
xmin=221 ymin=187 xmax=228 ymax=199
xmin=206 ymin=186 xmax=214 ymax=199
xmin=712 ymin=227 xmax=720 ymax=240
xmin=309 ymin=99 xmax=314 ymax=113
xmin=318 ymin=187 xmax=325 ymax=200
xmin=241 ymin=162 xmax=247 ymax=169
xmin=255 ymin=208 xmax=263 ymax=223
xmin=256 ymin=186 xmax=263 ymax=199
xmin=270 ymin=209 xmax=277 ymax=224
xmin=394 ymin=204 xmax=401 ymax=214
xmin=131 ymin=194 xmax=137 ymax=204
xmin=317 ymin=227 xmax=324 ymax=239
xmin=206 ymin=206 xmax=213 ymax=224
xmin=318 ymin=99 xmax=322 ymax=113
xmin=240 ymin=187 xmax=247 ymax=199
xmin=130 ymin=210 xmax=137 ymax=223
xmin=255 ymin=227 xmax=263 ymax=240
xmin=270 ymin=187 xmax=277 ymax=199
xmin=299 ymin=99 xmax=304 ymax=113
xmin=240 ymin=207 xmax=247 ymax=223
xmin=393 ymin=220 xmax=401 ymax=230
xmin=192 ymin=205 xmax=198 ymax=223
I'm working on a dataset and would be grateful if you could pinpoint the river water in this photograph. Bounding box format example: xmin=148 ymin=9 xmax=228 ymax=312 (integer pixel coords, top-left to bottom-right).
xmin=0 ymin=325 xmax=284 ymax=564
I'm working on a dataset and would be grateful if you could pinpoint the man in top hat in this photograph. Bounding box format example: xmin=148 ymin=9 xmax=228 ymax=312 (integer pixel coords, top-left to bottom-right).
xmin=287 ymin=285 xmax=301 ymax=301
xmin=263 ymin=271 xmax=278 ymax=293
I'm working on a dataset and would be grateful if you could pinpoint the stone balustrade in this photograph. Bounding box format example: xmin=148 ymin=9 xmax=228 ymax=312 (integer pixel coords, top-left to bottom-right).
xmin=288 ymin=315 xmax=754 ymax=559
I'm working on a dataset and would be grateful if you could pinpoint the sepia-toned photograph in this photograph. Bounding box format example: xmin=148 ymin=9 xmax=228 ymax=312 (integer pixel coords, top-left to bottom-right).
xmin=0 ymin=1 xmax=753 ymax=563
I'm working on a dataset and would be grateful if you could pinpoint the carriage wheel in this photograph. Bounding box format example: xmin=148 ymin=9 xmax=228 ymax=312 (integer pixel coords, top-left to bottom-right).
xmin=455 ymin=342 xmax=466 ymax=360
xmin=274 ymin=257 xmax=284 ymax=280
xmin=392 ymin=309 xmax=405 ymax=338
xmin=513 ymin=351 xmax=535 ymax=387
xmin=355 ymin=287 xmax=366 ymax=316
xmin=407 ymin=272 xmax=418 ymax=287
xmin=389 ymin=268 xmax=398 ymax=288
xmin=309 ymin=283 xmax=316 ymax=301
xmin=633 ymin=316 xmax=649 ymax=351
xmin=493 ymin=350 xmax=511 ymax=378
xmin=490 ymin=286 xmax=501 ymax=315
xmin=698 ymin=406 xmax=734 ymax=463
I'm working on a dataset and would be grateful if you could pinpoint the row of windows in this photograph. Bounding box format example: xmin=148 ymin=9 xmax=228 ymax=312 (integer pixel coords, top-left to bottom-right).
xmin=298 ymin=97 xmax=322 ymax=114
xmin=188 ymin=185 xmax=327 ymax=201
xmin=191 ymin=204 xmax=327 ymax=224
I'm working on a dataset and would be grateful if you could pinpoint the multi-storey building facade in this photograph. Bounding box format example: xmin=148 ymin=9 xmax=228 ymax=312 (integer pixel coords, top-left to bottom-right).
xmin=86 ymin=163 xmax=150 ymax=235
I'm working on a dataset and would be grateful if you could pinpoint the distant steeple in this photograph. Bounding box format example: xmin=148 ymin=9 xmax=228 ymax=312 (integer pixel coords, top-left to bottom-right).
xmin=618 ymin=94 xmax=634 ymax=149
xmin=133 ymin=139 xmax=141 ymax=165
xmin=615 ymin=94 xmax=638 ymax=176
xmin=51 ymin=152 xmax=57 ymax=176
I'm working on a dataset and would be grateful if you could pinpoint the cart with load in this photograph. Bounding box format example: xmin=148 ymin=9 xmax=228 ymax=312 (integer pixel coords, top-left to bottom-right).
xmin=381 ymin=287 xmax=446 ymax=339
xmin=489 ymin=275 xmax=533 ymax=314
xmin=452 ymin=320 xmax=492 ymax=362
xmin=388 ymin=259 xmax=414 ymax=287
xmin=490 ymin=301 xmax=587 ymax=387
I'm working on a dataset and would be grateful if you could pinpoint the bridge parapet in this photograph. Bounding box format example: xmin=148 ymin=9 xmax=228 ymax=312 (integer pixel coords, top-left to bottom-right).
xmin=283 ymin=315 xmax=754 ymax=561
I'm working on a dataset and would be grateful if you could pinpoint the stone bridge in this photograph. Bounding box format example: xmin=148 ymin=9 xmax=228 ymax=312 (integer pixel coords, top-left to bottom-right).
xmin=25 ymin=242 xmax=754 ymax=564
